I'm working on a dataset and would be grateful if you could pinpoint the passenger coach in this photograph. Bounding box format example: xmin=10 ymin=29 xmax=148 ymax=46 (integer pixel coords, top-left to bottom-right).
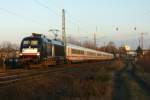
xmin=66 ymin=44 xmax=114 ymax=63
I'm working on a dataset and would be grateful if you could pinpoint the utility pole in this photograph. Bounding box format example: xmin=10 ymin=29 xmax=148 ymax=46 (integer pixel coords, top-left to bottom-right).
xmin=104 ymin=42 xmax=106 ymax=52
xmin=94 ymin=26 xmax=97 ymax=49
xmin=94 ymin=33 xmax=96 ymax=48
xmin=141 ymin=33 xmax=144 ymax=49
xmin=62 ymin=9 xmax=66 ymax=57
xmin=139 ymin=38 xmax=141 ymax=47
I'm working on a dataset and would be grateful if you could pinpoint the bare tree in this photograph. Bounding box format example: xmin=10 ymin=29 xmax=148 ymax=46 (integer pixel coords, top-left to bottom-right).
xmin=67 ymin=37 xmax=82 ymax=46
xmin=0 ymin=41 xmax=19 ymax=52
xmin=0 ymin=41 xmax=19 ymax=61
xmin=82 ymin=41 xmax=95 ymax=49
xmin=118 ymin=46 xmax=127 ymax=58
xmin=98 ymin=41 xmax=118 ymax=53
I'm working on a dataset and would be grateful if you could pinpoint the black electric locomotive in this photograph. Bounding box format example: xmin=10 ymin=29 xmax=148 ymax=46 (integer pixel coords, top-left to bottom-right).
xmin=19 ymin=33 xmax=65 ymax=64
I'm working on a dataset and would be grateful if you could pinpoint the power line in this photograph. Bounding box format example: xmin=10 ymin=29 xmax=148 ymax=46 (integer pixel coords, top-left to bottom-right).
xmin=34 ymin=0 xmax=90 ymax=34
xmin=33 ymin=0 xmax=61 ymax=17
xmin=0 ymin=7 xmax=47 ymax=25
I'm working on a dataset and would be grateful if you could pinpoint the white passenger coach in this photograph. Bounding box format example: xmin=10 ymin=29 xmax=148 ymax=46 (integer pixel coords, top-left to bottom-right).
xmin=66 ymin=43 xmax=114 ymax=62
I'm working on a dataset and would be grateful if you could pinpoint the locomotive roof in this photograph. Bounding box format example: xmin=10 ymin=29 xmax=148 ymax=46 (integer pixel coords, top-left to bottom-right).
xmin=22 ymin=34 xmax=64 ymax=46
xmin=50 ymin=39 xmax=64 ymax=46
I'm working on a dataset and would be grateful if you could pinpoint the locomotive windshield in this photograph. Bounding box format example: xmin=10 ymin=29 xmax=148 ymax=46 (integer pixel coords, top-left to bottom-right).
xmin=22 ymin=38 xmax=40 ymax=48
xmin=23 ymin=40 xmax=38 ymax=46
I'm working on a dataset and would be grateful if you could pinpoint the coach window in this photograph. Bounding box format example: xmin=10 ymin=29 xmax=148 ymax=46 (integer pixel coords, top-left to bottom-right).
xmin=87 ymin=52 xmax=96 ymax=56
xmin=97 ymin=53 xmax=102 ymax=56
xmin=72 ymin=49 xmax=78 ymax=54
xmin=72 ymin=49 xmax=84 ymax=55
xmin=80 ymin=50 xmax=84 ymax=54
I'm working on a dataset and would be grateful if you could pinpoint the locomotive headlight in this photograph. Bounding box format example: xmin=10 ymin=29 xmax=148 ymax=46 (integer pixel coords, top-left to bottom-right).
xmin=19 ymin=53 xmax=23 ymax=56
xmin=37 ymin=52 xmax=40 ymax=56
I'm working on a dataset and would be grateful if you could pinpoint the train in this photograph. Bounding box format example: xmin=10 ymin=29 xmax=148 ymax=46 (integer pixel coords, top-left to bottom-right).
xmin=18 ymin=33 xmax=114 ymax=66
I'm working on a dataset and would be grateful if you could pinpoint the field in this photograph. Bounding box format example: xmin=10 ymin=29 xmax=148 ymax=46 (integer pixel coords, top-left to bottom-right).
xmin=0 ymin=59 xmax=150 ymax=100
xmin=0 ymin=61 xmax=122 ymax=100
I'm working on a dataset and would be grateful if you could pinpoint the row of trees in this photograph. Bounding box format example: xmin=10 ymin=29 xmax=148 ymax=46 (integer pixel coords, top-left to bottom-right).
xmin=0 ymin=41 xmax=19 ymax=52
xmin=0 ymin=42 xmax=19 ymax=66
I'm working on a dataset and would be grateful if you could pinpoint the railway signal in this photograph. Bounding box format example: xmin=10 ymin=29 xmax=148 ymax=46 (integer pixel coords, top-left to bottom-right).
xmin=134 ymin=27 xmax=137 ymax=31
xmin=116 ymin=27 xmax=119 ymax=31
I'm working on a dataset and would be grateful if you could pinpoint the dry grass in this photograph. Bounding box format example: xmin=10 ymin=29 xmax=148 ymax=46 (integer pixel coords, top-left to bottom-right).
xmin=0 ymin=61 xmax=122 ymax=100
xmin=136 ymin=52 xmax=150 ymax=89
xmin=106 ymin=60 xmax=124 ymax=71
xmin=54 ymin=66 xmax=113 ymax=100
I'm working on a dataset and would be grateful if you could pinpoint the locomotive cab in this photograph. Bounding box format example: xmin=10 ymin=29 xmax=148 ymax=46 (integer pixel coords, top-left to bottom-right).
xmin=20 ymin=37 xmax=43 ymax=60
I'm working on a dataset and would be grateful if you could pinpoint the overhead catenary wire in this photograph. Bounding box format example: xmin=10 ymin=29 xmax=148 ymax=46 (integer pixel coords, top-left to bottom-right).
xmin=0 ymin=7 xmax=47 ymax=26
xmin=38 ymin=0 xmax=88 ymax=33
xmin=33 ymin=0 xmax=61 ymax=17
xmin=33 ymin=0 xmax=90 ymax=34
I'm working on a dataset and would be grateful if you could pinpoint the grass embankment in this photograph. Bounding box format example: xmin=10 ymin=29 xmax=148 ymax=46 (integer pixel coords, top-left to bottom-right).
xmin=112 ymin=60 xmax=150 ymax=100
xmin=0 ymin=61 xmax=122 ymax=100
xmin=121 ymin=57 xmax=150 ymax=100
xmin=136 ymin=52 xmax=150 ymax=85
xmin=137 ymin=52 xmax=150 ymax=73
xmin=126 ymin=77 xmax=149 ymax=100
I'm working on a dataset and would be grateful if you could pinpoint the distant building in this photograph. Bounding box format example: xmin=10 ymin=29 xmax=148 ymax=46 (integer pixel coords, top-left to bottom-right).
xmin=124 ymin=45 xmax=131 ymax=51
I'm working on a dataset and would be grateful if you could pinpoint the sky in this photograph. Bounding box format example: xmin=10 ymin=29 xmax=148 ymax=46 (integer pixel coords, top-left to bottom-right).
xmin=0 ymin=0 xmax=150 ymax=49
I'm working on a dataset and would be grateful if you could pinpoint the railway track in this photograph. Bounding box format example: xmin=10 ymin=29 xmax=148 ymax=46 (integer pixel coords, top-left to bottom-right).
xmin=0 ymin=61 xmax=113 ymax=88
xmin=0 ymin=66 xmax=66 ymax=88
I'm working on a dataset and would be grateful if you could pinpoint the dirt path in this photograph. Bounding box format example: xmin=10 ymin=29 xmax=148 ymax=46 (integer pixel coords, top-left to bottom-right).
xmin=112 ymin=60 xmax=150 ymax=100
xmin=112 ymin=63 xmax=131 ymax=100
